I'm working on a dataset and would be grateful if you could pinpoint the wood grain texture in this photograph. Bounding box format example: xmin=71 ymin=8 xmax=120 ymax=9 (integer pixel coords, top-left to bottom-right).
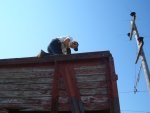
xmin=0 ymin=51 xmax=120 ymax=113
xmin=0 ymin=64 xmax=108 ymax=111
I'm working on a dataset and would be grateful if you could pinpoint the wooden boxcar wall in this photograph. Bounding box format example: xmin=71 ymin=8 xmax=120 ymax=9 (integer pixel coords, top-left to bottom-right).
xmin=0 ymin=51 xmax=120 ymax=113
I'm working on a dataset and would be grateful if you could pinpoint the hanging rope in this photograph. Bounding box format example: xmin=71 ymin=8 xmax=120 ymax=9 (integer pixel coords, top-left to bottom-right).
xmin=134 ymin=63 xmax=142 ymax=94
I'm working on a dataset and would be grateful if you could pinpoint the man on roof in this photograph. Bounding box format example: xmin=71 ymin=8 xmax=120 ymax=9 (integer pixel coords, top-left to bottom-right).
xmin=47 ymin=36 xmax=79 ymax=55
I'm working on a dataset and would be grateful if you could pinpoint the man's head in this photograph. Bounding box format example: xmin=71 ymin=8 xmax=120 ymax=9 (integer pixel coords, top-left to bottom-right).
xmin=70 ymin=41 xmax=79 ymax=51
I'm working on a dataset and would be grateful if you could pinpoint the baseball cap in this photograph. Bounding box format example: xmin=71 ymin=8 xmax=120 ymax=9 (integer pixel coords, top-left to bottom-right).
xmin=72 ymin=41 xmax=79 ymax=51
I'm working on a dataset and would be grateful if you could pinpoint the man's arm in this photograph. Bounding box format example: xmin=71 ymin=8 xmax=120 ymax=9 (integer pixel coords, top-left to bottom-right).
xmin=67 ymin=48 xmax=71 ymax=54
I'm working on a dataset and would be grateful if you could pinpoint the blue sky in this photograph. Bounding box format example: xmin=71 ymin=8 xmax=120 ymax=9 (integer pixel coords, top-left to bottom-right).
xmin=0 ymin=0 xmax=150 ymax=113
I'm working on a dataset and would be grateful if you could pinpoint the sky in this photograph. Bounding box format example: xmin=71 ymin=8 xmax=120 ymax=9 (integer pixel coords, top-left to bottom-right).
xmin=0 ymin=0 xmax=150 ymax=113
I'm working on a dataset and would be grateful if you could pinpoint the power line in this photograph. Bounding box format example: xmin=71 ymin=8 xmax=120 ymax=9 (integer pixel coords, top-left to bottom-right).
xmin=121 ymin=109 xmax=150 ymax=113
xmin=119 ymin=90 xmax=147 ymax=94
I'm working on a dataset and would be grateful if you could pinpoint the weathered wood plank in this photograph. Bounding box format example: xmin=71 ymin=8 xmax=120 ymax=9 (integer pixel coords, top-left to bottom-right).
xmin=0 ymin=95 xmax=108 ymax=105
xmin=0 ymin=67 xmax=54 ymax=73
xmin=0 ymin=72 xmax=53 ymax=79
xmin=59 ymin=88 xmax=108 ymax=97
xmin=80 ymin=88 xmax=108 ymax=95
xmin=0 ymin=97 xmax=50 ymax=105
xmin=84 ymin=102 xmax=109 ymax=110
xmin=0 ymin=67 xmax=54 ymax=79
xmin=0 ymin=81 xmax=107 ymax=91
xmin=0 ymin=87 xmax=107 ymax=98
xmin=0 ymin=103 xmax=110 ymax=111
xmin=74 ymin=65 xmax=106 ymax=74
xmin=58 ymin=95 xmax=109 ymax=103
xmin=59 ymin=81 xmax=107 ymax=90
xmin=77 ymin=81 xmax=108 ymax=88
xmin=0 ymin=95 xmax=109 ymax=111
xmin=76 ymin=74 xmax=106 ymax=82
xmin=0 ymin=90 xmax=51 ymax=97
xmin=0 ymin=78 xmax=52 ymax=84
xmin=0 ymin=84 xmax=52 ymax=91
xmin=75 ymin=65 xmax=106 ymax=70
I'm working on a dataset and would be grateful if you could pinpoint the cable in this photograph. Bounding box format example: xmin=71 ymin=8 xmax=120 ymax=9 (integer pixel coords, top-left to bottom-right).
xmin=119 ymin=90 xmax=147 ymax=94
xmin=121 ymin=109 xmax=150 ymax=113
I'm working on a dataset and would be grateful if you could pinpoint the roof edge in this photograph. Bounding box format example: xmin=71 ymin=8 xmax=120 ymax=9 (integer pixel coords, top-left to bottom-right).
xmin=0 ymin=51 xmax=112 ymax=67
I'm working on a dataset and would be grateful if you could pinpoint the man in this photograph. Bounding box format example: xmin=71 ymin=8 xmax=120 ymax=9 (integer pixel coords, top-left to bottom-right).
xmin=47 ymin=36 xmax=79 ymax=55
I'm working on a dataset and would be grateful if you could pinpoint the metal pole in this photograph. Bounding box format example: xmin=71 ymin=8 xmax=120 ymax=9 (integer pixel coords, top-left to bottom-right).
xmin=130 ymin=13 xmax=150 ymax=92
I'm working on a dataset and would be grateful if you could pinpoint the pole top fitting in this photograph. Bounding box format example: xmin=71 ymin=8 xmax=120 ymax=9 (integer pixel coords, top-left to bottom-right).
xmin=130 ymin=12 xmax=136 ymax=17
xmin=127 ymin=33 xmax=130 ymax=37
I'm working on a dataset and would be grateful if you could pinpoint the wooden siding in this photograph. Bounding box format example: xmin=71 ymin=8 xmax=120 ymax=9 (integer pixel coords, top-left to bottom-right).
xmin=0 ymin=51 xmax=120 ymax=113
xmin=0 ymin=66 xmax=53 ymax=111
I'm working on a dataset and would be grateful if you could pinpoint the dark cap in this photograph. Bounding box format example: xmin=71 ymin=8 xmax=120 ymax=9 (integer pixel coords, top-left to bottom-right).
xmin=74 ymin=47 xmax=78 ymax=51
xmin=72 ymin=41 xmax=79 ymax=51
